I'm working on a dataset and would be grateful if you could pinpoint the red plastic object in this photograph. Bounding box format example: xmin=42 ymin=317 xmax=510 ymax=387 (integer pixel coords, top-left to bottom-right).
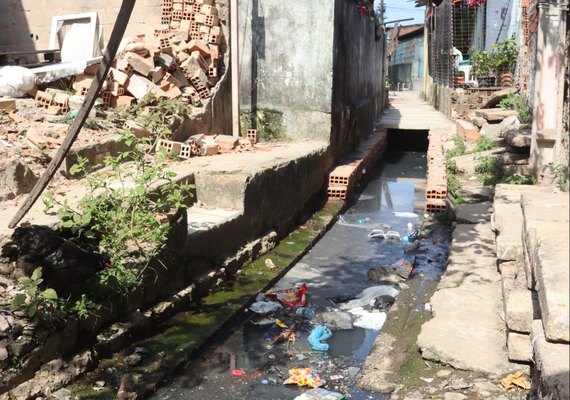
xmin=269 ymin=283 xmax=308 ymax=307
xmin=231 ymin=369 xmax=246 ymax=377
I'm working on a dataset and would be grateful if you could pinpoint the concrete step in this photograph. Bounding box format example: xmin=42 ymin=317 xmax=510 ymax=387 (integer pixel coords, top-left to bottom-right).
xmin=531 ymin=320 xmax=570 ymax=399
xmin=522 ymin=192 xmax=569 ymax=343
xmin=418 ymin=222 xmax=523 ymax=375
xmin=508 ymin=331 xmax=532 ymax=363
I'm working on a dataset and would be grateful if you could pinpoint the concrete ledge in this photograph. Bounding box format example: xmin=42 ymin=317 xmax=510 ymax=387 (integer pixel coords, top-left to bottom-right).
xmin=522 ymin=193 xmax=569 ymax=343
xmin=507 ymin=331 xmax=532 ymax=363
xmin=531 ymin=320 xmax=570 ymax=399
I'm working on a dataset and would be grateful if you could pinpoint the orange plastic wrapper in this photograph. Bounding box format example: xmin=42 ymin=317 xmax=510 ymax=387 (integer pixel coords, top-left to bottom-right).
xmin=283 ymin=368 xmax=323 ymax=388
xmin=268 ymin=283 xmax=308 ymax=307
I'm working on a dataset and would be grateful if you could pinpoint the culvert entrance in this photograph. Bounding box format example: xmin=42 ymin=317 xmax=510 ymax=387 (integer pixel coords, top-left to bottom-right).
xmin=387 ymin=129 xmax=429 ymax=152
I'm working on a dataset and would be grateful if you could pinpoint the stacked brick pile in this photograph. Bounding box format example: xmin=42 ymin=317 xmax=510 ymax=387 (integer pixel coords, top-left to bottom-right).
xmin=33 ymin=0 xmax=224 ymax=113
xmin=327 ymin=128 xmax=387 ymax=200
xmin=425 ymin=131 xmax=447 ymax=213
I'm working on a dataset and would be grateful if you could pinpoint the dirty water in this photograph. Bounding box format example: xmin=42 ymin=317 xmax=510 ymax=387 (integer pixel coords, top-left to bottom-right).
xmin=150 ymin=151 xmax=437 ymax=400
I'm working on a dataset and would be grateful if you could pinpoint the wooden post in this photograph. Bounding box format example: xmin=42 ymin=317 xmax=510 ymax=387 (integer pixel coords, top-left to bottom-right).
xmin=9 ymin=0 xmax=137 ymax=228
xmin=230 ymin=0 xmax=240 ymax=137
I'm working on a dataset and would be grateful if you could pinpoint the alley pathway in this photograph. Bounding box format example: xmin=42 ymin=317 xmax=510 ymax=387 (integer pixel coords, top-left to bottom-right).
xmin=377 ymin=91 xmax=455 ymax=132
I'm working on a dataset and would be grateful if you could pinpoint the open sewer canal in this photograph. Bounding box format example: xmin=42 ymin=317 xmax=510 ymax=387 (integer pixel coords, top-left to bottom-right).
xmin=151 ymin=149 xmax=445 ymax=400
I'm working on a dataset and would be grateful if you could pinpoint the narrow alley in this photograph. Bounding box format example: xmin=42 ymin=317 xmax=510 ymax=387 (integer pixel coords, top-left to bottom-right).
xmin=0 ymin=0 xmax=568 ymax=400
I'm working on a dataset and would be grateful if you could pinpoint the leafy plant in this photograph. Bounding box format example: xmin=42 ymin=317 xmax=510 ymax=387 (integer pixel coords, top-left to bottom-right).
xmin=491 ymin=36 xmax=518 ymax=73
xmin=503 ymin=173 xmax=536 ymax=185
xmin=475 ymin=155 xmax=504 ymax=185
xmin=10 ymin=268 xmax=62 ymax=325
xmin=71 ymin=294 xmax=100 ymax=320
xmin=470 ymin=48 xmax=493 ymax=77
xmin=552 ymin=164 xmax=569 ymax=191
xmin=445 ymin=134 xmax=466 ymax=158
xmin=498 ymin=93 xmax=529 ymax=123
xmin=240 ymin=108 xmax=286 ymax=141
xmin=473 ymin=136 xmax=493 ymax=153
xmin=45 ymin=129 xmax=194 ymax=292
xmin=124 ymin=98 xmax=190 ymax=141
xmin=445 ymin=154 xmax=464 ymax=203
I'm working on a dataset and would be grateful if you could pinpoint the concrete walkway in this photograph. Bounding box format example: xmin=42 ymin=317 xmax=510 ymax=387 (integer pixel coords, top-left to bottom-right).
xmin=377 ymin=90 xmax=456 ymax=133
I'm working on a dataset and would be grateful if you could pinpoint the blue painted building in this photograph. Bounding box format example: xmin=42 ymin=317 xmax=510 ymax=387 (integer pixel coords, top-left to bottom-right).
xmin=388 ymin=24 xmax=424 ymax=89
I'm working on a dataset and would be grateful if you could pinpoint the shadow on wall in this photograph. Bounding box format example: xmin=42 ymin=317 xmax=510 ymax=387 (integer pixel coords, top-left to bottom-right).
xmin=0 ymin=0 xmax=36 ymax=57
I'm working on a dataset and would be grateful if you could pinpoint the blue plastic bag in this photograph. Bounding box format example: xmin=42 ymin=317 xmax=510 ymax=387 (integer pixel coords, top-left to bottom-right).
xmin=308 ymin=325 xmax=332 ymax=351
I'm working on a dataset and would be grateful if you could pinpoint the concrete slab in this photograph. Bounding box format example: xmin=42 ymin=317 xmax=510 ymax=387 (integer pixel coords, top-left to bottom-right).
xmin=448 ymin=223 xmax=496 ymax=258
xmin=521 ymin=193 xmax=569 ymax=342
xmin=507 ymin=331 xmax=532 ymax=362
xmin=417 ymin=262 xmax=514 ymax=375
xmin=474 ymin=108 xmax=518 ymax=122
xmin=534 ymin=227 xmax=570 ymax=342
xmin=455 ymin=201 xmax=492 ymax=224
xmin=417 ymin=222 xmax=519 ymax=375
xmin=531 ymin=320 xmax=570 ymax=399
xmin=505 ymin=288 xmax=535 ymax=333
xmin=378 ymin=92 xmax=456 ymax=133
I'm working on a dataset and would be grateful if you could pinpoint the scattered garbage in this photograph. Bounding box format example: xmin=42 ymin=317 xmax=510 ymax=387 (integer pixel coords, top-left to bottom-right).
xmin=250 ymin=315 xmax=276 ymax=325
xmin=284 ymin=368 xmax=323 ymax=388
xmin=368 ymin=229 xmax=402 ymax=241
xmin=348 ymin=307 xmax=387 ymax=330
xmin=367 ymin=265 xmax=402 ymax=285
xmin=402 ymin=229 xmax=421 ymax=243
xmin=308 ymin=325 xmax=332 ymax=351
xmin=368 ymin=229 xmax=387 ymax=239
xmin=339 ymin=286 xmax=399 ymax=310
xmin=372 ymin=295 xmax=395 ymax=311
xmin=231 ymin=369 xmax=246 ymax=377
xmin=265 ymin=258 xmax=278 ymax=270
xmin=293 ymin=387 xmax=347 ymax=400
xmin=389 ymin=259 xmax=414 ymax=279
xmin=403 ymin=240 xmax=420 ymax=252
xmin=386 ymin=231 xmax=401 ymax=240
xmin=393 ymin=211 xmax=419 ymax=218
xmin=356 ymin=217 xmax=370 ymax=224
xmin=425 ymin=303 xmax=432 ymax=312
xmin=318 ymin=311 xmax=353 ymax=330
xmin=296 ymin=307 xmax=315 ymax=319
xmin=268 ymin=283 xmax=308 ymax=307
xmin=500 ymin=371 xmax=531 ymax=390
xmin=0 ymin=66 xmax=37 ymax=97
xmin=249 ymin=300 xmax=282 ymax=314
xmin=420 ymin=377 xmax=434 ymax=383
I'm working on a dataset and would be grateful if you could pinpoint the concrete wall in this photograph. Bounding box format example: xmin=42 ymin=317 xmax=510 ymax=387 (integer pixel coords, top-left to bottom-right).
xmin=238 ymin=0 xmax=386 ymax=159
xmin=0 ymin=0 xmax=161 ymax=54
xmin=330 ymin=0 xmax=385 ymax=160
xmin=238 ymin=0 xmax=335 ymax=142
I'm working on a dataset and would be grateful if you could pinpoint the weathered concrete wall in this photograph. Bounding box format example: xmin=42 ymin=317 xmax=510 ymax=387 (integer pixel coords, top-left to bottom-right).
xmin=428 ymin=82 xmax=453 ymax=117
xmin=0 ymin=0 xmax=161 ymax=54
xmin=238 ymin=0 xmax=335 ymax=142
xmin=238 ymin=0 xmax=385 ymax=157
xmin=330 ymin=0 xmax=385 ymax=160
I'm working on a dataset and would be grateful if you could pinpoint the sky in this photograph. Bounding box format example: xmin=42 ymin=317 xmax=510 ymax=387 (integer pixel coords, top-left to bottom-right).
xmin=375 ymin=0 xmax=426 ymax=26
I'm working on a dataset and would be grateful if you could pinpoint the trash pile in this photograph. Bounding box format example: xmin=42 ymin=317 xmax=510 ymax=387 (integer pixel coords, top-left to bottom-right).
xmin=242 ymin=277 xmax=401 ymax=397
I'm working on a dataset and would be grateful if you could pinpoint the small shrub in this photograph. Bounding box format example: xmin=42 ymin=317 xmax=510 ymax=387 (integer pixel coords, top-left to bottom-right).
xmin=475 ymin=156 xmax=504 ymax=185
xmin=10 ymin=268 xmax=63 ymax=325
xmin=503 ymin=174 xmax=536 ymax=185
xmin=552 ymin=164 xmax=569 ymax=191
xmin=498 ymin=94 xmax=530 ymax=124
xmin=240 ymin=108 xmax=286 ymax=141
xmin=445 ymin=134 xmax=466 ymax=159
xmin=473 ymin=136 xmax=493 ymax=153
xmin=45 ymin=130 xmax=194 ymax=293
xmin=446 ymin=158 xmax=464 ymax=202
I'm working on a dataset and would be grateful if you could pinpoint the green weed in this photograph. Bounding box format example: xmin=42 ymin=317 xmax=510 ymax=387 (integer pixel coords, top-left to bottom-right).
xmin=473 ymin=136 xmax=493 ymax=153
xmin=498 ymin=94 xmax=530 ymax=124
xmin=445 ymin=134 xmax=466 ymax=159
